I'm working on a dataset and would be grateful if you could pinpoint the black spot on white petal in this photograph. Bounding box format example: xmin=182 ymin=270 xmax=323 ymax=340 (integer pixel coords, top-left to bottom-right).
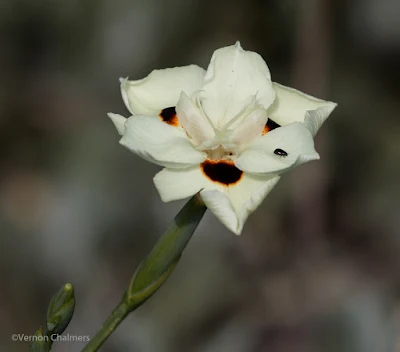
xmin=201 ymin=159 xmax=243 ymax=186
xmin=274 ymin=148 xmax=288 ymax=157
xmin=263 ymin=118 xmax=281 ymax=135
xmin=159 ymin=107 xmax=179 ymax=126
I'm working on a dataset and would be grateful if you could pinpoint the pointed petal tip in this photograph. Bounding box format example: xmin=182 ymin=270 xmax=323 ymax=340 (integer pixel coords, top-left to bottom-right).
xmin=220 ymin=219 xmax=244 ymax=236
xmin=233 ymin=228 xmax=242 ymax=236
xmin=108 ymin=113 xmax=127 ymax=135
xmin=234 ymin=41 xmax=242 ymax=49
xmin=300 ymin=152 xmax=320 ymax=163
xmin=302 ymin=102 xmax=337 ymax=137
xmin=199 ymin=189 xmax=244 ymax=236
xmin=118 ymin=134 xmax=129 ymax=148
xmin=178 ymin=90 xmax=188 ymax=100
xmin=322 ymin=101 xmax=338 ymax=116
xmin=325 ymin=101 xmax=338 ymax=114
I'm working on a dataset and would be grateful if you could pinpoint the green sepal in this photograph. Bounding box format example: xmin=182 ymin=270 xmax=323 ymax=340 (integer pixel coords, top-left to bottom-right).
xmin=81 ymin=195 xmax=207 ymax=352
xmin=125 ymin=195 xmax=206 ymax=308
xmin=29 ymin=327 xmax=51 ymax=352
xmin=46 ymin=283 xmax=75 ymax=335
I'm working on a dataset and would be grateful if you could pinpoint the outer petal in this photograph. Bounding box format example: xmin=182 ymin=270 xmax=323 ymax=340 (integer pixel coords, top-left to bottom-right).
xmin=107 ymin=113 xmax=127 ymax=135
xmin=175 ymin=92 xmax=215 ymax=146
xmin=200 ymin=42 xmax=275 ymax=128
xmin=267 ymin=82 xmax=337 ymax=133
xmin=153 ymin=166 xmax=205 ymax=202
xmin=121 ymin=65 xmax=205 ymax=116
xmin=303 ymin=106 xmax=336 ymax=137
xmin=201 ymin=174 xmax=281 ymax=235
xmin=235 ymin=122 xmax=319 ymax=175
xmin=120 ymin=116 xmax=206 ymax=168
xmin=154 ymin=165 xmax=280 ymax=235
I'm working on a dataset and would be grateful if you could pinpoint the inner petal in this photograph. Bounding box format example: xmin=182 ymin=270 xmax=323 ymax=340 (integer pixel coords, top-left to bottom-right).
xmin=262 ymin=118 xmax=281 ymax=135
xmin=201 ymin=159 xmax=243 ymax=186
xmin=200 ymin=42 xmax=275 ymax=128
xmin=175 ymin=91 xmax=216 ymax=147
xmin=159 ymin=107 xmax=179 ymax=126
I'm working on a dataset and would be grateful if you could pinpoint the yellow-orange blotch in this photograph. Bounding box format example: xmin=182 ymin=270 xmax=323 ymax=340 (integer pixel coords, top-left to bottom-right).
xmin=159 ymin=107 xmax=180 ymax=127
xmin=262 ymin=125 xmax=270 ymax=136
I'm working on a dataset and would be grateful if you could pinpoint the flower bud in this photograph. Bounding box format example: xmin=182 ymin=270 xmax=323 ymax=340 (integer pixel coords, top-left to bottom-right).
xmin=29 ymin=327 xmax=51 ymax=352
xmin=46 ymin=283 xmax=75 ymax=335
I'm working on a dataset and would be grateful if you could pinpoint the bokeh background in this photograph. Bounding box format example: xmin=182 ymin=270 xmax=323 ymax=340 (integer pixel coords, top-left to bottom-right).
xmin=1 ymin=0 xmax=400 ymax=351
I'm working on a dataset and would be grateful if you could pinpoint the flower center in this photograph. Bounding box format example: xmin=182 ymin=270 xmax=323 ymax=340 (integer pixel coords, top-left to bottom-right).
xmin=204 ymin=145 xmax=233 ymax=160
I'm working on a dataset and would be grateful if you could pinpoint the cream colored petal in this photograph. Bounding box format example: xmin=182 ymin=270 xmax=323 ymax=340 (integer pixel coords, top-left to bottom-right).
xmin=229 ymin=106 xmax=268 ymax=146
xmin=107 ymin=113 xmax=127 ymax=135
xmin=120 ymin=115 xmax=206 ymax=168
xmin=200 ymin=174 xmax=280 ymax=235
xmin=121 ymin=65 xmax=205 ymax=116
xmin=303 ymin=105 xmax=337 ymax=137
xmin=267 ymin=82 xmax=337 ymax=134
xmin=175 ymin=92 xmax=215 ymax=146
xmin=200 ymin=42 xmax=275 ymax=128
xmin=235 ymin=122 xmax=319 ymax=175
xmin=153 ymin=166 xmax=206 ymax=202
xmin=154 ymin=161 xmax=280 ymax=235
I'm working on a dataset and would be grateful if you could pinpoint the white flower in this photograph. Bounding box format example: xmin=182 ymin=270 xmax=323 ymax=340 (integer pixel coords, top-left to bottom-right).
xmin=108 ymin=42 xmax=337 ymax=235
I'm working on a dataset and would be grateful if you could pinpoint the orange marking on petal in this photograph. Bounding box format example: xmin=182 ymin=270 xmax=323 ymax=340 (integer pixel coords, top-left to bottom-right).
xmin=262 ymin=118 xmax=281 ymax=135
xmin=159 ymin=107 xmax=180 ymax=127
xmin=201 ymin=159 xmax=243 ymax=186
xmin=262 ymin=125 xmax=270 ymax=136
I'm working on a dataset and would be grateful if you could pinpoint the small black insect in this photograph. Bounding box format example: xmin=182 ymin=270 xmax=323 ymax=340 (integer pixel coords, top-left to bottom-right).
xmin=274 ymin=148 xmax=288 ymax=157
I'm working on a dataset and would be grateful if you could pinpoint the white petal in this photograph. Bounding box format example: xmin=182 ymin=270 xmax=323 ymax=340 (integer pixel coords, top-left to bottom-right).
xmin=268 ymin=83 xmax=337 ymax=133
xmin=235 ymin=122 xmax=319 ymax=175
xmin=121 ymin=65 xmax=205 ymax=116
xmin=200 ymin=189 xmax=238 ymax=231
xmin=153 ymin=166 xmax=205 ymax=202
xmin=201 ymin=174 xmax=280 ymax=235
xmin=175 ymin=92 xmax=215 ymax=146
xmin=154 ymin=164 xmax=280 ymax=235
xmin=229 ymin=105 xmax=268 ymax=146
xmin=120 ymin=116 xmax=206 ymax=168
xmin=107 ymin=113 xmax=127 ymax=135
xmin=200 ymin=42 xmax=275 ymax=128
xmin=303 ymin=106 xmax=336 ymax=137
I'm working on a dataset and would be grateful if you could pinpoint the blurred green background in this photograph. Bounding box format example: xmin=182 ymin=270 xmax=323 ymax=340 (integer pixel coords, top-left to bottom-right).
xmin=1 ymin=0 xmax=399 ymax=351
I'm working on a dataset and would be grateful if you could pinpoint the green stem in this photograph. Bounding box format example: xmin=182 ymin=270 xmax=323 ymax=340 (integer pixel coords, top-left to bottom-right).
xmin=82 ymin=195 xmax=206 ymax=352
xmin=82 ymin=302 xmax=129 ymax=352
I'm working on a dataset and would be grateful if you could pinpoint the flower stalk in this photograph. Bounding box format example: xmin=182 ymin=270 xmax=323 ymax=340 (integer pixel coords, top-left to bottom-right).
xmin=82 ymin=194 xmax=207 ymax=352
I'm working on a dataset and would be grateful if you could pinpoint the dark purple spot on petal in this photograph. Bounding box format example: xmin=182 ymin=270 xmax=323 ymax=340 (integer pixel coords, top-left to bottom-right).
xmin=262 ymin=118 xmax=281 ymax=135
xmin=201 ymin=159 xmax=243 ymax=186
xmin=159 ymin=107 xmax=179 ymax=126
